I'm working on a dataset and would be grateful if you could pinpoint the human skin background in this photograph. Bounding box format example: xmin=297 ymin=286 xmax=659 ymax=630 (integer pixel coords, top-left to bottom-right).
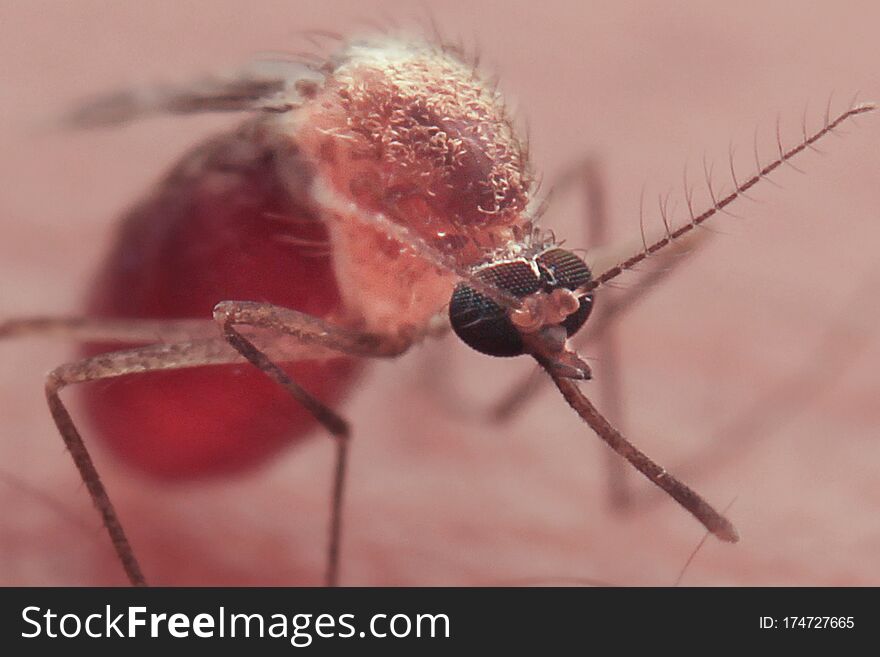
xmin=1 ymin=0 xmax=879 ymax=586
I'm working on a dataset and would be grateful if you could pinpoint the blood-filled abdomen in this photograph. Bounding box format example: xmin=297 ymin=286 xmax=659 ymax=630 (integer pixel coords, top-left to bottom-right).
xmin=82 ymin=127 xmax=361 ymax=479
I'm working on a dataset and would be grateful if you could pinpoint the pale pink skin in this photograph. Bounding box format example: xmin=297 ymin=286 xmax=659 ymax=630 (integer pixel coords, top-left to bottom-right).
xmin=1 ymin=1 xmax=879 ymax=586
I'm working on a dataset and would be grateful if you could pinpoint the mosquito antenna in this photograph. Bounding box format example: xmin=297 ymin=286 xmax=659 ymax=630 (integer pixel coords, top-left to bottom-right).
xmin=538 ymin=359 xmax=739 ymax=543
xmin=586 ymin=102 xmax=876 ymax=292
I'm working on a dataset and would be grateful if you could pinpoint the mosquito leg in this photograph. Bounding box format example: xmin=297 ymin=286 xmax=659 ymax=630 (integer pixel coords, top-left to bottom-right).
xmin=0 ymin=316 xmax=216 ymax=343
xmin=0 ymin=314 xmax=361 ymax=364
xmin=46 ymin=371 xmax=144 ymax=585
xmin=213 ymin=300 xmax=412 ymax=359
xmin=42 ymin=337 xmax=254 ymax=586
xmin=223 ymin=322 xmax=350 ymax=587
xmin=1 ymin=316 xmax=240 ymax=584
xmin=212 ymin=300 xmax=413 ymax=587
xmin=31 ymin=301 xmax=409 ymax=587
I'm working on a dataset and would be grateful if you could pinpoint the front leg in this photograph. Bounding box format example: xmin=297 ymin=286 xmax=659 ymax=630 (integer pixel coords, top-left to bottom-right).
xmin=212 ymin=300 xmax=414 ymax=586
xmin=25 ymin=305 xmax=412 ymax=587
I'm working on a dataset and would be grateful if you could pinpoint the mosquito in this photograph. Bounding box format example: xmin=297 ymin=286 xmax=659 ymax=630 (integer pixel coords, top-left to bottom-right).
xmin=0 ymin=32 xmax=873 ymax=587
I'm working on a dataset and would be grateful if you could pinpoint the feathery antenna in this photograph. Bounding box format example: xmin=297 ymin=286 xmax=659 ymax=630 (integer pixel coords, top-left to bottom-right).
xmin=587 ymin=102 xmax=876 ymax=292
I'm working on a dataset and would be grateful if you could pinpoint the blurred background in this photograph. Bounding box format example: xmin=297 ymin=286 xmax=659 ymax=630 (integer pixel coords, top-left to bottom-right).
xmin=1 ymin=0 xmax=878 ymax=585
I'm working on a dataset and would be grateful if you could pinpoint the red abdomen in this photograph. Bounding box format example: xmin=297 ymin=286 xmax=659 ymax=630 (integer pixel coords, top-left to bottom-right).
xmin=82 ymin=130 xmax=361 ymax=479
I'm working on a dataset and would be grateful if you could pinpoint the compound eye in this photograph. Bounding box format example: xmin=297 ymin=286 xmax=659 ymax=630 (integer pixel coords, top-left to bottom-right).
xmin=448 ymin=260 xmax=540 ymax=357
xmin=535 ymin=248 xmax=592 ymax=291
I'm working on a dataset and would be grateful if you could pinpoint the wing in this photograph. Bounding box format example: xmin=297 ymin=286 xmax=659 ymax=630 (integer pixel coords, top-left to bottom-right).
xmin=61 ymin=61 xmax=322 ymax=128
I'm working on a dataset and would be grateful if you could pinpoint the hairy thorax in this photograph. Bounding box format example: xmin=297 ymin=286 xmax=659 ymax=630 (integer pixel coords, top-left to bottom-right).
xmin=275 ymin=37 xmax=535 ymax=335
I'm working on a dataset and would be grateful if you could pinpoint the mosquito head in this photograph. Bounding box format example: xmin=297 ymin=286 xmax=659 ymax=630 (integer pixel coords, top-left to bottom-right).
xmin=449 ymin=246 xmax=594 ymax=379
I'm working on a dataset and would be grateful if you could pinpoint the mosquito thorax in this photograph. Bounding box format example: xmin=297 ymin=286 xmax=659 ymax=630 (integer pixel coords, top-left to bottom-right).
xmin=286 ymin=36 xmax=534 ymax=336
xmin=449 ymin=246 xmax=594 ymax=359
